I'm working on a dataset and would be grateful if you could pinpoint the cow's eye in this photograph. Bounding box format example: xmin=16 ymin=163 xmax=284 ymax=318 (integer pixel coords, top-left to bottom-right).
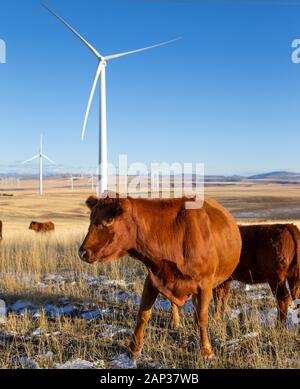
xmin=103 ymin=218 xmax=114 ymax=227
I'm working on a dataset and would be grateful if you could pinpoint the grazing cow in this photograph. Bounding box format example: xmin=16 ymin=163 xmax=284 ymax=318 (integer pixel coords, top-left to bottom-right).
xmin=29 ymin=221 xmax=55 ymax=232
xmin=79 ymin=193 xmax=241 ymax=359
xmin=214 ymin=224 xmax=300 ymax=323
xmin=0 ymin=220 xmax=2 ymax=241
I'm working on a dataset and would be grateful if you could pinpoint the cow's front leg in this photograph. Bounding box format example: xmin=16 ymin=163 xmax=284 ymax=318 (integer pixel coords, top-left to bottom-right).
xmin=129 ymin=274 xmax=158 ymax=359
xmin=195 ymin=285 xmax=214 ymax=358
xmin=269 ymin=279 xmax=291 ymax=324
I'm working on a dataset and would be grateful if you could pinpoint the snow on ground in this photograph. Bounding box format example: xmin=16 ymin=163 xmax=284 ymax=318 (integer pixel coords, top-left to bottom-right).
xmin=12 ymin=356 xmax=40 ymax=369
xmin=79 ymin=308 xmax=110 ymax=320
xmin=11 ymin=356 xmax=105 ymax=370
xmin=2 ymin=271 xmax=300 ymax=369
xmin=97 ymin=324 xmax=132 ymax=338
xmin=226 ymin=301 xmax=300 ymax=328
xmin=215 ymin=332 xmax=260 ymax=351
xmin=10 ymin=352 xmax=159 ymax=369
xmin=3 ymin=272 xmax=300 ymax=329
xmin=56 ymin=359 xmax=96 ymax=369
xmin=30 ymin=327 xmax=61 ymax=338
xmin=110 ymin=353 xmax=137 ymax=369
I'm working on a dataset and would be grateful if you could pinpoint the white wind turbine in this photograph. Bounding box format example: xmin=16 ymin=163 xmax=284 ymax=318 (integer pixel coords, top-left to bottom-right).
xmin=22 ymin=135 xmax=56 ymax=195
xmin=42 ymin=3 xmax=180 ymax=195
xmin=88 ymin=173 xmax=96 ymax=192
xmin=69 ymin=175 xmax=81 ymax=191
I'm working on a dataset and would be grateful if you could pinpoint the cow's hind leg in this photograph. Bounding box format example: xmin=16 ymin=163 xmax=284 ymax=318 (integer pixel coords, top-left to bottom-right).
xmin=195 ymin=285 xmax=214 ymax=358
xmin=222 ymin=281 xmax=232 ymax=316
xmin=213 ymin=286 xmax=223 ymax=320
xmin=269 ymin=279 xmax=291 ymax=324
xmin=170 ymin=303 xmax=180 ymax=328
xmin=129 ymin=275 xmax=158 ymax=359
xmin=213 ymin=281 xmax=232 ymax=319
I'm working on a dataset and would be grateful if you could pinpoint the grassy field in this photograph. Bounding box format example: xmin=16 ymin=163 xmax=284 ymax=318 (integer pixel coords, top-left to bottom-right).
xmin=0 ymin=181 xmax=300 ymax=368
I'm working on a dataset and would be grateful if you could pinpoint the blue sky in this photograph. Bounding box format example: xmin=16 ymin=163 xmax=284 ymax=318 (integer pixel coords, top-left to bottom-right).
xmin=1 ymin=0 xmax=300 ymax=175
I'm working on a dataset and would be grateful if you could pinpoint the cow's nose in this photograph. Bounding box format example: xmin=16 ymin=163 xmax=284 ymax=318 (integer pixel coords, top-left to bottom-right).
xmin=79 ymin=247 xmax=89 ymax=262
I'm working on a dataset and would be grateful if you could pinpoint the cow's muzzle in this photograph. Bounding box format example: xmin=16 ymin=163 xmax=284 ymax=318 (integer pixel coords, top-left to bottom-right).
xmin=78 ymin=247 xmax=91 ymax=263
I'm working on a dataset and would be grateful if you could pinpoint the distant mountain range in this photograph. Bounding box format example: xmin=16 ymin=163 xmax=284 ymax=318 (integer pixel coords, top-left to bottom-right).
xmin=248 ymin=171 xmax=300 ymax=180
xmin=1 ymin=170 xmax=300 ymax=182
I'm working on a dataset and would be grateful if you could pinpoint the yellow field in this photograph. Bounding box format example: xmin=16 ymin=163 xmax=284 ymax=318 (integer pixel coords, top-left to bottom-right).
xmin=2 ymin=177 xmax=300 ymax=230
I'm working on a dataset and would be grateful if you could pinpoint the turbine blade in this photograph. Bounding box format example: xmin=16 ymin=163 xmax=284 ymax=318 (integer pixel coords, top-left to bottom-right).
xmin=81 ymin=61 xmax=103 ymax=140
xmin=41 ymin=3 xmax=102 ymax=59
xmin=22 ymin=155 xmax=39 ymax=164
xmin=104 ymin=38 xmax=181 ymax=61
xmin=42 ymin=154 xmax=56 ymax=165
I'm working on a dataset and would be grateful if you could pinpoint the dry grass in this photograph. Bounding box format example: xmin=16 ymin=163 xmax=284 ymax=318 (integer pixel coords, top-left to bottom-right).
xmin=0 ymin=230 xmax=299 ymax=369
xmin=0 ymin=183 xmax=300 ymax=368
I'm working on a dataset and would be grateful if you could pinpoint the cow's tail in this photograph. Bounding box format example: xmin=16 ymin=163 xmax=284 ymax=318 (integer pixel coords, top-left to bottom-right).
xmin=286 ymin=224 xmax=300 ymax=300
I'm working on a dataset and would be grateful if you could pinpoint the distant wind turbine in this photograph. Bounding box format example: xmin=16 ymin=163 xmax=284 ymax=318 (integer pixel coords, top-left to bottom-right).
xmin=88 ymin=173 xmax=95 ymax=192
xmin=22 ymin=135 xmax=56 ymax=195
xmin=69 ymin=175 xmax=81 ymax=191
xmin=42 ymin=3 xmax=180 ymax=195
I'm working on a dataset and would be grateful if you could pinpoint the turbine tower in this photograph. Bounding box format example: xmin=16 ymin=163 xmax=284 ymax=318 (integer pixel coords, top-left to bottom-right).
xmin=42 ymin=3 xmax=180 ymax=195
xmin=22 ymin=135 xmax=56 ymax=195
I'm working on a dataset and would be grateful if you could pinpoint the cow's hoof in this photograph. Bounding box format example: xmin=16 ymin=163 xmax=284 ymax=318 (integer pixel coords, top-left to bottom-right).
xmin=128 ymin=350 xmax=141 ymax=361
xmin=201 ymin=349 xmax=215 ymax=359
xmin=169 ymin=321 xmax=181 ymax=330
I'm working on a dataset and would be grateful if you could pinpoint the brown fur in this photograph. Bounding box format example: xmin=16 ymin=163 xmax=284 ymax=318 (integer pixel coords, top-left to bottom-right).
xmin=29 ymin=221 xmax=55 ymax=232
xmin=79 ymin=193 xmax=241 ymax=358
xmin=215 ymin=224 xmax=300 ymax=323
xmin=0 ymin=220 xmax=2 ymax=241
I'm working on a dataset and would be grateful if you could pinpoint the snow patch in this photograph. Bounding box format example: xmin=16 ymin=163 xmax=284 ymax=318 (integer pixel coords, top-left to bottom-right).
xmin=12 ymin=356 xmax=40 ymax=369
xmin=110 ymin=353 xmax=137 ymax=369
xmin=97 ymin=324 xmax=132 ymax=338
xmin=56 ymin=359 xmax=94 ymax=369
xmin=79 ymin=308 xmax=109 ymax=320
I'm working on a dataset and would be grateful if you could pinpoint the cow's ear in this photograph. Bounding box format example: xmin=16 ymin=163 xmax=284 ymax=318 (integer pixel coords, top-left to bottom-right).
xmin=86 ymin=195 xmax=99 ymax=210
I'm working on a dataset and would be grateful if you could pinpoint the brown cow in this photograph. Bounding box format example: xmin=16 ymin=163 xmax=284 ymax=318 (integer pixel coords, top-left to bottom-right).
xmin=29 ymin=221 xmax=55 ymax=232
xmin=79 ymin=193 xmax=241 ymax=359
xmin=0 ymin=220 xmax=2 ymax=241
xmin=214 ymin=224 xmax=300 ymax=323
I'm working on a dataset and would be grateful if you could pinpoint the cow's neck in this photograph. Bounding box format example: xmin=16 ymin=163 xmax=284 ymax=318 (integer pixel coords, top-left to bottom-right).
xmin=128 ymin=197 xmax=186 ymax=272
xmin=126 ymin=198 xmax=201 ymax=306
xmin=127 ymin=249 xmax=160 ymax=273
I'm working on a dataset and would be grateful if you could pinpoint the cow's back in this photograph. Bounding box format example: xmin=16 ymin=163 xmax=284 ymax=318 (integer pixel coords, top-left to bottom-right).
xmin=31 ymin=221 xmax=55 ymax=232
xmin=234 ymin=224 xmax=296 ymax=284
xmin=42 ymin=222 xmax=55 ymax=232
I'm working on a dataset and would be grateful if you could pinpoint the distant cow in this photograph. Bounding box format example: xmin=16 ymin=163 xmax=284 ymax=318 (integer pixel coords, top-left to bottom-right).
xmin=29 ymin=221 xmax=55 ymax=232
xmin=79 ymin=193 xmax=241 ymax=359
xmin=215 ymin=224 xmax=300 ymax=323
xmin=0 ymin=220 xmax=2 ymax=240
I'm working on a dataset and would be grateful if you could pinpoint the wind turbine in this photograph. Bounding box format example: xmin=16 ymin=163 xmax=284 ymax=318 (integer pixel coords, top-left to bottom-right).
xmin=69 ymin=175 xmax=81 ymax=191
xmin=22 ymin=135 xmax=56 ymax=195
xmin=88 ymin=173 xmax=96 ymax=192
xmin=42 ymin=3 xmax=180 ymax=195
